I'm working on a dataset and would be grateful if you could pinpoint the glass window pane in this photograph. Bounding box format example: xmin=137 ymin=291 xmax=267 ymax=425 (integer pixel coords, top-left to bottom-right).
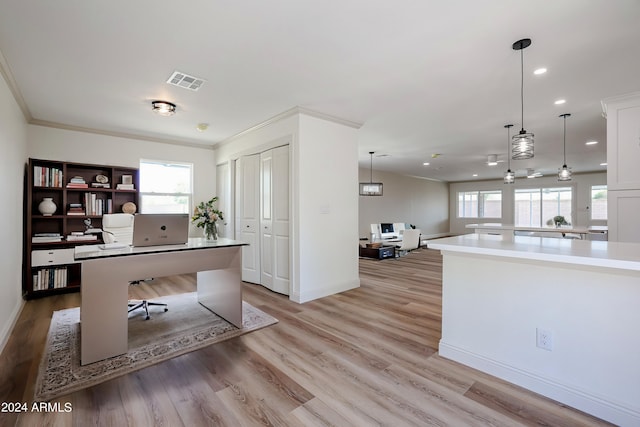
xmin=139 ymin=160 xmax=193 ymax=214
xmin=140 ymin=162 xmax=192 ymax=193
xmin=140 ymin=195 xmax=190 ymax=214
xmin=479 ymin=190 xmax=502 ymax=218
xmin=458 ymin=191 xmax=478 ymax=218
xmin=542 ymin=187 xmax=572 ymax=226
xmin=515 ymin=188 xmax=541 ymax=227
xmin=591 ymin=185 xmax=607 ymax=220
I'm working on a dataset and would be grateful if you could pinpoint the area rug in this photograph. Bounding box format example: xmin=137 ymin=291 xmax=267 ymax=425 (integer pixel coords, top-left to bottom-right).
xmin=34 ymin=292 xmax=278 ymax=401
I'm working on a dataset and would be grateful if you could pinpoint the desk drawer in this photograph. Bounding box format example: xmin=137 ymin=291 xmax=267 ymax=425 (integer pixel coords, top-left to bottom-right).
xmin=32 ymin=248 xmax=77 ymax=267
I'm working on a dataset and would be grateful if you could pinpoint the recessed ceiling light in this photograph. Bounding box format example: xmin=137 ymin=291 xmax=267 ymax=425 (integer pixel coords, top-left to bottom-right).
xmin=472 ymin=174 xmax=478 ymax=177
xmin=554 ymin=99 xmax=566 ymax=105
xmin=600 ymin=162 xmax=607 ymax=166
xmin=423 ymin=162 xmax=430 ymax=166
xmin=585 ymin=141 xmax=598 ymax=145
xmin=196 ymin=123 xmax=209 ymax=132
xmin=534 ymin=68 xmax=547 ymax=75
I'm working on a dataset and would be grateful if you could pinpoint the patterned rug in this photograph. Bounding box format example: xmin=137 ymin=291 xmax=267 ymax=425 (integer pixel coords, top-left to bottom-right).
xmin=34 ymin=292 xmax=278 ymax=401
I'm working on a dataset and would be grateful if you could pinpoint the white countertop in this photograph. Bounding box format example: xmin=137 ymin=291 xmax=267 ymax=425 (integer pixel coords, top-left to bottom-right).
xmin=466 ymin=223 xmax=607 ymax=233
xmin=428 ymin=234 xmax=640 ymax=272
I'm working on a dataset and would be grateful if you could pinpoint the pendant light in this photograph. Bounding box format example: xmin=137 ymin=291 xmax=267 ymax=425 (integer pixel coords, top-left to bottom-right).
xmin=558 ymin=113 xmax=572 ymax=181
xmin=359 ymin=151 xmax=383 ymax=196
xmin=503 ymin=124 xmax=515 ymax=184
xmin=511 ymin=38 xmax=534 ymax=160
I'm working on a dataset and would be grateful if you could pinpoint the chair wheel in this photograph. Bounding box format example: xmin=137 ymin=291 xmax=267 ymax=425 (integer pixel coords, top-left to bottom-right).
xmin=164 ymin=308 xmax=168 ymax=312
xmin=145 ymin=315 xmax=150 ymax=320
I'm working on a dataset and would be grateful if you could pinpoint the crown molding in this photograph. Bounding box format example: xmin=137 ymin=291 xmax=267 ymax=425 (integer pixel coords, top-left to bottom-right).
xmin=29 ymin=119 xmax=215 ymax=150
xmin=219 ymin=106 xmax=362 ymax=147
xmin=0 ymin=48 xmax=32 ymax=122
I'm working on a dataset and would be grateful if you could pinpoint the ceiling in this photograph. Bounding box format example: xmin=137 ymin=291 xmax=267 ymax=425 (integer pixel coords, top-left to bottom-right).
xmin=0 ymin=0 xmax=639 ymax=182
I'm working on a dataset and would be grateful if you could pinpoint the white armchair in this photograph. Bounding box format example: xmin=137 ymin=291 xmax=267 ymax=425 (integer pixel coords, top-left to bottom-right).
xmin=395 ymin=228 xmax=421 ymax=256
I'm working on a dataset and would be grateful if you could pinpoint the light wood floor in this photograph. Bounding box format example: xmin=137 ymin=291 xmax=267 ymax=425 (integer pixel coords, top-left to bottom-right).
xmin=1 ymin=249 xmax=612 ymax=426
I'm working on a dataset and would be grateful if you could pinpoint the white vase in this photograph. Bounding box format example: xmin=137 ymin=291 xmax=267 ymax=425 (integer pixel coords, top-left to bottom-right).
xmin=38 ymin=198 xmax=57 ymax=216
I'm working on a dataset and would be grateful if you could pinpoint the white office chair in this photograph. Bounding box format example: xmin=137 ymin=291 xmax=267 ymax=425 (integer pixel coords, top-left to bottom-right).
xmin=102 ymin=213 xmax=167 ymax=320
xmin=395 ymin=228 xmax=421 ymax=256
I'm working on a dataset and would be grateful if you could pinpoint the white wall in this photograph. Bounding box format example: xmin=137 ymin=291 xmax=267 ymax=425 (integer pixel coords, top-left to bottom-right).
xmin=215 ymin=109 xmax=360 ymax=303
xmin=358 ymin=169 xmax=449 ymax=239
xmin=297 ymin=114 xmax=359 ymax=302
xmin=27 ymin=125 xmax=217 ymax=236
xmin=0 ymin=69 xmax=28 ymax=353
xmin=449 ymin=172 xmax=607 ymax=235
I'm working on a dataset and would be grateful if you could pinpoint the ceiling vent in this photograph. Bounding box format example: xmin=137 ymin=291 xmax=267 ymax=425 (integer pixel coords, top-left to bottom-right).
xmin=166 ymin=71 xmax=206 ymax=91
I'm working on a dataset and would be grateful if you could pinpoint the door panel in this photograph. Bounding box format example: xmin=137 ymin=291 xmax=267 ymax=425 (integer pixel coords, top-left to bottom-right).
xmin=236 ymin=155 xmax=260 ymax=284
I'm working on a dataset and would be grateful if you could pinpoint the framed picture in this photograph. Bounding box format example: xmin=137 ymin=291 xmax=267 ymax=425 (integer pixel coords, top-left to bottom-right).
xmin=122 ymin=175 xmax=133 ymax=185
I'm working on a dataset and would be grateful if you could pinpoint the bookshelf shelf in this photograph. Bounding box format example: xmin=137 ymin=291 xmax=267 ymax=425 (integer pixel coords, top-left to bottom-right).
xmin=24 ymin=158 xmax=139 ymax=299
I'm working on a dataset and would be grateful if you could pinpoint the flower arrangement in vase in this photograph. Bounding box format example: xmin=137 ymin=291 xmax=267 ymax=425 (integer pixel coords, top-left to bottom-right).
xmin=192 ymin=196 xmax=224 ymax=240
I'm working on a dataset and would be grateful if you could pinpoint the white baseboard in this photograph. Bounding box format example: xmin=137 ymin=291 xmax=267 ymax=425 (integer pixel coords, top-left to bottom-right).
xmin=0 ymin=299 xmax=24 ymax=356
xmin=439 ymin=341 xmax=640 ymax=427
xmin=291 ymin=278 xmax=360 ymax=304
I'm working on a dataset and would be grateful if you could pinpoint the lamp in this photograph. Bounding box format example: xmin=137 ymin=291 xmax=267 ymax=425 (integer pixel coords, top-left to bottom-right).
xmin=511 ymin=38 xmax=534 ymax=160
xmin=152 ymin=100 xmax=176 ymax=116
xmin=558 ymin=113 xmax=572 ymax=181
xmin=503 ymin=124 xmax=515 ymax=184
xmin=359 ymin=151 xmax=383 ymax=196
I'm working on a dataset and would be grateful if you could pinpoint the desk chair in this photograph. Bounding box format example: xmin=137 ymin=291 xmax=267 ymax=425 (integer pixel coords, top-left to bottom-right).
xmin=395 ymin=228 xmax=421 ymax=256
xmin=102 ymin=213 xmax=168 ymax=320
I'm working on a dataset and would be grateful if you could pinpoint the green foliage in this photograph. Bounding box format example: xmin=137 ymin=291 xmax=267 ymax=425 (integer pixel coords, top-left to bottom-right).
xmin=192 ymin=197 xmax=224 ymax=228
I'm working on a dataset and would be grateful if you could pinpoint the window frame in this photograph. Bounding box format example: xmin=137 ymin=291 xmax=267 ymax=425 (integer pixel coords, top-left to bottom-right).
xmin=590 ymin=185 xmax=608 ymax=221
xmin=513 ymin=184 xmax=575 ymax=227
xmin=138 ymin=159 xmax=194 ymax=215
xmin=457 ymin=189 xmax=503 ymax=219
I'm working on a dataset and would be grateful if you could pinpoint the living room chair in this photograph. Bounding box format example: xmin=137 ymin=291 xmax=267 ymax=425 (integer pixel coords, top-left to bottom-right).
xmin=395 ymin=228 xmax=421 ymax=256
xmin=102 ymin=213 xmax=168 ymax=320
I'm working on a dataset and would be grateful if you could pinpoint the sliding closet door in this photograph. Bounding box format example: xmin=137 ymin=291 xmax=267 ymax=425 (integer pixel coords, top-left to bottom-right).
xmin=260 ymin=145 xmax=290 ymax=294
xmin=270 ymin=145 xmax=290 ymax=294
xmin=235 ymin=154 xmax=260 ymax=284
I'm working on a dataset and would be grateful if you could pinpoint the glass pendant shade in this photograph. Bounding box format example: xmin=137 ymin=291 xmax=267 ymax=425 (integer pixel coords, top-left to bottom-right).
xmin=512 ymin=130 xmax=534 ymax=160
xmin=503 ymin=123 xmax=515 ymax=184
xmin=504 ymin=170 xmax=515 ymax=184
xmin=557 ymin=113 xmax=572 ymax=181
xmin=359 ymin=151 xmax=383 ymax=196
xmin=558 ymin=165 xmax=572 ymax=181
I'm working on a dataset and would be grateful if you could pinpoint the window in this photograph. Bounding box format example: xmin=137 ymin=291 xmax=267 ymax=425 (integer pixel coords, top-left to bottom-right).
xmin=457 ymin=190 xmax=502 ymax=218
xmin=514 ymin=187 xmax=572 ymax=227
xmin=139 ymin=160 xmax=193 ymax=214
xmin=590 ymin=185 xmax=607 ymax=220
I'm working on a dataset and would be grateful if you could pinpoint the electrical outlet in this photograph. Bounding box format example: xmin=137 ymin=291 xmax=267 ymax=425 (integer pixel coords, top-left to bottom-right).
xmin=536 ymin=328 xmax=553 ymax=351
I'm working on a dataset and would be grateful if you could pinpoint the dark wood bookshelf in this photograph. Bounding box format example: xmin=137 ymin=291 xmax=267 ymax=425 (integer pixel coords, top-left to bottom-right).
xmin=24 ymin=158 xmax=139 ymax=299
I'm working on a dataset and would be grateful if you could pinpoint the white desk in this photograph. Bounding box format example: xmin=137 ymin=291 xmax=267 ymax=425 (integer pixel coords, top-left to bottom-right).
xmin=75 ymin=238 xmax=247 ymax=365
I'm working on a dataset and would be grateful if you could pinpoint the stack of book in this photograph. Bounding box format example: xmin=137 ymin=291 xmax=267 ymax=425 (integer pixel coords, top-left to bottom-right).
xmin=116 ymin=183 xmax=135 ymax=190
xmin=66 ymin=176 xmax=88 ymax=188
xmin=91 ymin=182 xmax=110 ymax=188
xmin=33 ymin=166 xmax=63 ymax=188
xmin=67 ymin=203 xmax=85 ymax=216
xmin=32 ymin=233 xmax=62 ymax=243
xmin=66 ymin=232 xmax=98 ymax=242
xmin=33 ymin=267 xmax=68 ymax=291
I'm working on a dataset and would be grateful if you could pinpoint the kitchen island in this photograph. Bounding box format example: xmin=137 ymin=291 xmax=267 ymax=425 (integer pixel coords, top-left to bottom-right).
xmin=428 ymin=234 xmax=640 ymax=426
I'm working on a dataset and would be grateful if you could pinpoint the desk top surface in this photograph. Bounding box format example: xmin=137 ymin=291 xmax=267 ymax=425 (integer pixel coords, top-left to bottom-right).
xmin=75 ymin=237 xmax=247 ymax=260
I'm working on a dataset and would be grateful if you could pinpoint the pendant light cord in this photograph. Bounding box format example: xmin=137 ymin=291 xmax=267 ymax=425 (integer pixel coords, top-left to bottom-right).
xmin=520 ymin=48 xmax=525 ymax=132
xmin=369 ymin=151 xmax=374 ymax=183
xmin=563 ymin=116 xmax=567 ymax=165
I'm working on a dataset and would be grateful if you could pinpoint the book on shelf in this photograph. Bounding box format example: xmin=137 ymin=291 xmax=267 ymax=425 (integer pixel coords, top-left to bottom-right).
xmin=91 ymin=182 xmax=110 ymax=188
xmin=116 ymin=183 xmax=135 ymax=190
xmin=66 ymin=234 xmax=98 ymax=241
xmin=34 ymin=232 xmax=61 ymax=237
xmin=33 ymin=266 xmax=68 ymax=291
xmin=66 ymin=183 xmax=89 ymax=188
xmin=33 ymin=165 xmax=63 ymax=188
xmin=32 ymin=236 xmax=63 ymax=243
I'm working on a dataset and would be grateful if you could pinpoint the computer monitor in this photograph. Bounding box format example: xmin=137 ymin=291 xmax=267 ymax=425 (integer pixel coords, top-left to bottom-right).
xmin=380 ymin=223 xmax=394 ymax=234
